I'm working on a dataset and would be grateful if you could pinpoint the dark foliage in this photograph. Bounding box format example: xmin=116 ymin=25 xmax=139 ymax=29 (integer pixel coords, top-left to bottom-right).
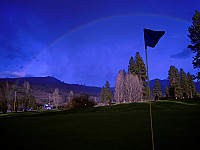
xmin=188 ymin=10 xmax=200 ymax=81
xmin=0 ymin=81 xmax=9 ymax=113
xmin=65 ymin=94 xmax=95 ymax=109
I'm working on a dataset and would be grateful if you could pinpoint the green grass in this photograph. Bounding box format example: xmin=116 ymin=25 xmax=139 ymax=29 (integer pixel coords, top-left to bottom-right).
xmin=1 ymin=98 xmax=200 ymax=150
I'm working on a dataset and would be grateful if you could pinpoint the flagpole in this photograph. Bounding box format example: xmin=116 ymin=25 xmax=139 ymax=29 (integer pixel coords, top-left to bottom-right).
xmin=145 ymin=45 xmax=155 ymax=150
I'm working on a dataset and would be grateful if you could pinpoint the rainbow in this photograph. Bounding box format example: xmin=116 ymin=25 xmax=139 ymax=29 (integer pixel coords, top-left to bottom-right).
xmin=8 ymin=13 xmax=191 ymax=99
xmin=23 ymin=13 xmax=191 ymax=72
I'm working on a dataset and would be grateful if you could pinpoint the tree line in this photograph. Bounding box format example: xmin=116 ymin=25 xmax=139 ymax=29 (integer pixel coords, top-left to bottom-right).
xmin=0 ymin=80 xmax=96 ymax=113
xmin=100 ymin=10 xmax=200 ymax=104
xmin=1 ymin=10 xmax=199 ymax=112
xmin=114 ymin=52 xmax=147 ymax=103
xmin=0 ymin=81 xmax=37 ymax=113
xmin=167 ymin=66 xmax=197 ymax=99
xmin=100 ymin=52 xmax=198 ymax=104
xmin=100 ymin=52 xmax=149 ymax=104
xmin=188 ymin=10 xmax=200 ymax=82
xmin=0 ymin=81 xmax=68 ymax=113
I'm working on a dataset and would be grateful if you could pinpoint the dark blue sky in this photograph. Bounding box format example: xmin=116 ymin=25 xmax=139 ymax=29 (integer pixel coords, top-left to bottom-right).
xmin=0 ymin=0 xmax=199 ymax=87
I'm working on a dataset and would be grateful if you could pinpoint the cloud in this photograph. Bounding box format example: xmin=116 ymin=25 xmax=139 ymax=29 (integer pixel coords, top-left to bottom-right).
xmin=170 ymin=48 xmax=192 ymax=59
xmin=0 ymin=71 xmax=32 ymax=78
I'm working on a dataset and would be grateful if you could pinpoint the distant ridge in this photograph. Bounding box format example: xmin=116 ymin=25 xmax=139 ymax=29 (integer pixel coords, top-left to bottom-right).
xmin=0 ymin=76 xmax=101 ymax=94
xmin=0 ymin=76 xmax=101 ymax=104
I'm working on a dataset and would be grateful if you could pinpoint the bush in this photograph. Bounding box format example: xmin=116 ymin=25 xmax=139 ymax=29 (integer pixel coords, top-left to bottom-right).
xmin=1 ymin=102 xmax=8 ymax=114
xmin=65 ymin=94 xmax=95 ymax=110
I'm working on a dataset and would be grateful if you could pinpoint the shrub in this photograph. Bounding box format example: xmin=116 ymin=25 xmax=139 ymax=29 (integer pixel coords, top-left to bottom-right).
xmin=65 ymin=94 xmax=95 ymax=110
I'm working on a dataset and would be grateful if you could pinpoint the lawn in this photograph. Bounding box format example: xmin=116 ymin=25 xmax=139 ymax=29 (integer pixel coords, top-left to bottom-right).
xmin=1 ymin=99 xmax=200 ymax=150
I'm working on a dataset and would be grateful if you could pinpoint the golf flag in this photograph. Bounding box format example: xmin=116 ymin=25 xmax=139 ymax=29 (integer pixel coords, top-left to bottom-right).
xmin=144 ymin=29 xmax=165 ymax=48
xmin=144 ymin=28 xmax=165 ymax=150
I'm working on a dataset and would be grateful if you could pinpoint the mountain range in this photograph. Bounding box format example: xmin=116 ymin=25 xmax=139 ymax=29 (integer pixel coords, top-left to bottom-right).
xmin=0 ymin=76 xmax=199 ymax=104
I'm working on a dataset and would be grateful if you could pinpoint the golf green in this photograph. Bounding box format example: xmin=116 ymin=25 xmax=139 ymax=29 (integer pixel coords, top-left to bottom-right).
xmin=1 ymin=99 xmax=200 ymax=150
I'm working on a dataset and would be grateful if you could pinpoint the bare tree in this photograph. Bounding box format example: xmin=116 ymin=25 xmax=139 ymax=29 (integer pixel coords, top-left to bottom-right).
xmin=23 ymin=81 xmax=30 ymax=112
xmin=14 ymin=91 xmax=18 ymax=112
xmin=0 ymin=81 xmax=9 ymax=113
xmin=114 ymin=70 xmax=125 ymax=103
xmin=125 ymin=74 xmax=142 ymax=102
xmin=132 ymin=75 xmax=142 ymax=102
xmin=68 ymin=90 xmax=74 ymax=102
xmin=53 ymin=88 xmax=62 ymax=109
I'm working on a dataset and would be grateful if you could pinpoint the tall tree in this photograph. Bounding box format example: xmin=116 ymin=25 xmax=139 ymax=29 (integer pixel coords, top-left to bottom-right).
xmin=168 ymin=66 xmax=181 ymax=99
xmin=104 ymin=81 xmax=113 ymax=104
xmin=114 ymin=70 xmax=125 ymax=103
xmin=128 ymin=56 xmax=135 ymax=74
xmin=164 ymin=86 xmax=169 ymax=98
xmin=53 ymin=88 xmax=62 ymax=109
xmin=14 ymin=91 xmax=18 ymax=112
xmin=100 ymin=86 xmax=105 ymax=103
xmin=68 ymin=90 xmax=74 ymax=102
xmin=153 ymin=79 xmax=163 ymax=100
xmin=133 ymin=52 xmax=147 ymax=82
xmin=23 ymin=81 xmax=30 ymax=112
xmin=180 ymin=68 xmax=189 ymax=98
xmin=188 ymin=10 xmax=200 ymax=81
xmin=0 ymin=81 xmax=9 ymax=113
xmin=187 ymin=72 xmax=197 ymax=98
xmin=122 ymin=69 xmax=127 ymax=78
xmin=29 ymin=95 xmax=36 ymax=110
xmin=10 ymin=94 xmax=19 ymax=112
xmin=128 ymin=52 xmax=148 ymax=100
xmin=128 ymin=52 xmax=147 ymax=81
xmin=122 ymin=69 xmax=127 ymax=102
xmin=125 ymin=73 xmax=142 ymax=102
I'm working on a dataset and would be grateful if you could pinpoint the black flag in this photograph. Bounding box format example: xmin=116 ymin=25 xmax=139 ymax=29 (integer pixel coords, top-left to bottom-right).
xmin=144 ymin=29 xmax=165 ymax=48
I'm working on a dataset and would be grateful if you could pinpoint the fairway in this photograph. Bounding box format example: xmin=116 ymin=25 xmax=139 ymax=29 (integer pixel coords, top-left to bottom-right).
xmin=1 ymin=99 xmax=200 ymax=150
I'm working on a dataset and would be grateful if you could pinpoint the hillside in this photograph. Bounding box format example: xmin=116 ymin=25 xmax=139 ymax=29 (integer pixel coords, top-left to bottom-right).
xmin=0 ymin=76 xmax=101 ymax=104
xmin=0 ymin=77 xmax=199 ymax=104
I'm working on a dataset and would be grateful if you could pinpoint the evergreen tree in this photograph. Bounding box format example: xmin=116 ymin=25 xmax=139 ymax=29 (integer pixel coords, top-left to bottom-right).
xmin=188 ymin=10 xmax=200 ymax=81
xmin=122 ymin=69 xmax=126 ymax=78
xmin=164 ymin=86 xmax=169 ymax=98
xmin=114 ymin=70 xmax=125 ymax=103
xmin=128 ymin=56 xmax=135 ymax=74
xmin=187 ymin=72 xmax=197 ymax=98
xmin=128 ymin=52 xmax=148 ymax=100
xmin=100 ymin=86 xmax=105 ymax=103
xmin=180 ymin=68 xmax=189 ymax=98
xmin=133 ymin=52 xmax=147 ymax=82
xmin=153 ymin=79 xmax=163 ymax=100
xmin=168 ymin=66 xmax=181 ymax=99
xmin=104 ymin=81 xmax=113 ymax=104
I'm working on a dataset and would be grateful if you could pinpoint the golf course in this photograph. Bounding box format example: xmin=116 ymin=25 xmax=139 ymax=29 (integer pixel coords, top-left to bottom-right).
xmin=1 ymin=98 xmax=200 ymax=150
